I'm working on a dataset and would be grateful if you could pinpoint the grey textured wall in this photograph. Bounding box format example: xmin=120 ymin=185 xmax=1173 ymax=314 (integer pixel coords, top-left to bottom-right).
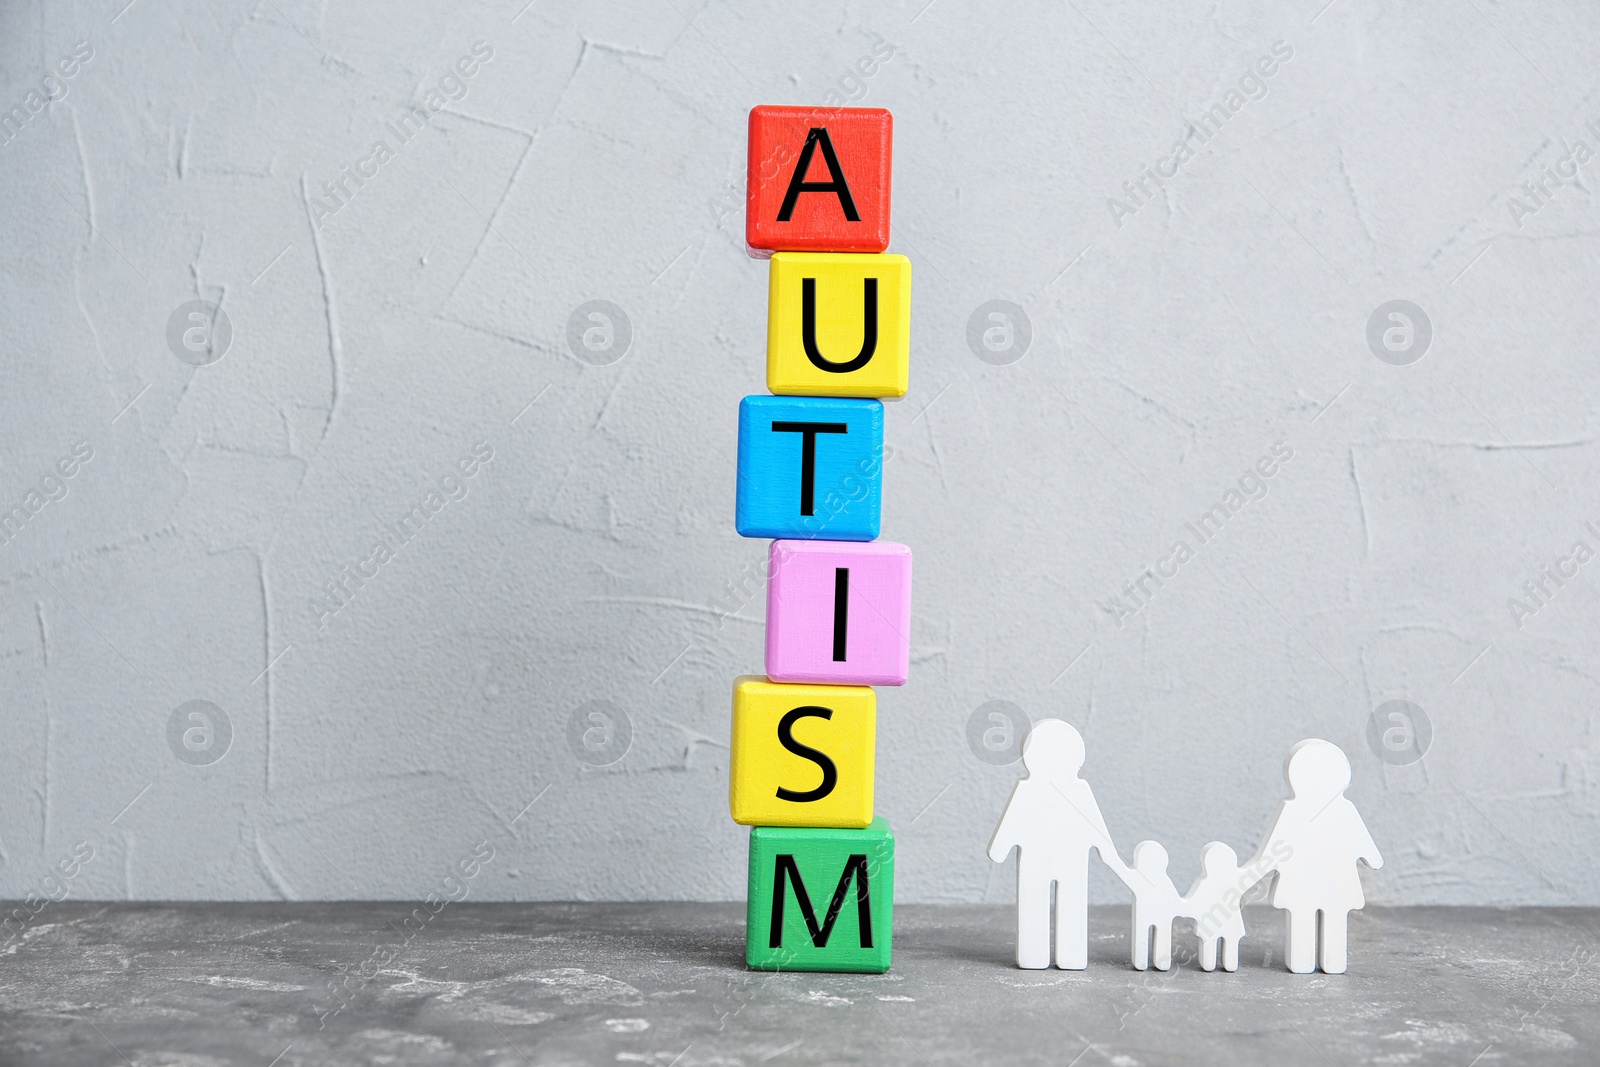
xmin=2 ymin=0 xmax=1597 ymax=907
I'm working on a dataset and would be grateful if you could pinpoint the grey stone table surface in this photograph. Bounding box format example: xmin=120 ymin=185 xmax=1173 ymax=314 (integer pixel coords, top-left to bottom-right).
xmin=1 ymin=903 xmax=1596 ymax=1066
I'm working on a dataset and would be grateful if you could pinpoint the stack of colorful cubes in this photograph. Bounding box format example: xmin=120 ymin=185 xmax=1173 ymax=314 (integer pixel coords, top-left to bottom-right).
xmin=730 ymin=105 xmax=912 ymax=974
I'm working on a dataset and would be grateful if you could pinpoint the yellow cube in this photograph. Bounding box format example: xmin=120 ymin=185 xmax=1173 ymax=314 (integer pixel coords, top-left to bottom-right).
xmin=730 ymin=675 xmax=876 ymax=828
xmin=767 ymin=252 xmax=911 ymax=399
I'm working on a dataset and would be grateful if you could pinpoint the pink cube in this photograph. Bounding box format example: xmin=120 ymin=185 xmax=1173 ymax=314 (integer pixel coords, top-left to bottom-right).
xmin=766 ymin=539 xmax=912 ymax=686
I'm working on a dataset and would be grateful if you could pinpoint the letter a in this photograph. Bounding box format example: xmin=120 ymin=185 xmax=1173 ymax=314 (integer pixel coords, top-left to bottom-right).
xmin=777 ymin=128 xmax=860 ymax=222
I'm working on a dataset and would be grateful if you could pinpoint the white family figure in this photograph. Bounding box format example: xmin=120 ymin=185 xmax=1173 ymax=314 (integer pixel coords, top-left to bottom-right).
xmin=987 ymin=719 xmax=1127 ymax=969
xmin=1255 ymin=738 xmax=1385 ymax=974
xmin=1122 ymin=841 xmax=1181 ymax=971
xmin=1118 ymin=839 xmax=1256 ymax=973
xmin=1186 ymin=842 xmax=1249 ymax=972
xmin=988 ymin=721 xmax=1383 ymax=974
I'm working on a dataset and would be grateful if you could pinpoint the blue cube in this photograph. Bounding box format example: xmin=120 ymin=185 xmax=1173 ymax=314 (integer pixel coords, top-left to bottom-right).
xmin=736 ymin=395 xmax=883 ymax=542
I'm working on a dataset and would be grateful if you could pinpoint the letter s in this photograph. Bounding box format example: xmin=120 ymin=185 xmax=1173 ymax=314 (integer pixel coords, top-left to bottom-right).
xmin=471 ymin=40 xmax=493 ymax=62
xmin=774 ymin=706 xmax=838 ymax=803
xmin=1271 ymin=39 xmax=1293 ymax=61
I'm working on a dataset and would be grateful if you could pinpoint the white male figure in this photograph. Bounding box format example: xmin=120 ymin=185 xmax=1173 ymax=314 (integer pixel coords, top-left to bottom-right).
xmin=989 ymin=719 xmax=1128 ymax=969
xmin=1255 ymin=739 xmax=1384 ymax=974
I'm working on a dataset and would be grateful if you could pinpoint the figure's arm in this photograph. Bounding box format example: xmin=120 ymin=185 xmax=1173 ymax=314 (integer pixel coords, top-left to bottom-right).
xmin=1078 ymin=783 xmax=1131 ymax=878
xmin=1077 ymin=783 xmax=1117 ymax=851
xmin=1239 ymin=800 xmax=1292 ymax=885
xmin=1103 ymin=852 xmax=1139 ymax=889
xmin=987 ymin=787 xmax=1022 ymax=863
xmin=1354 ymin=812 xmax=1384 ymax=870
xmin=1093 ymin=822 xmax=1131 ymax=879
xmin=1236 ymin=851 xmax=1276 ymax=888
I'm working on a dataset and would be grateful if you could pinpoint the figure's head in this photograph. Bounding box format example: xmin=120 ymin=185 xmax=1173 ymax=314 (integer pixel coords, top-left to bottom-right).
xmin=1199 ymin=841 xmax=1238 ymax=876
xmin=1285 ymin=739 xmax=1351 ymax=803
xmin=1021 ymin=719 xmax=1085 ymax=778
xmin=1132 ymin=840 xmax=1169 ymax=875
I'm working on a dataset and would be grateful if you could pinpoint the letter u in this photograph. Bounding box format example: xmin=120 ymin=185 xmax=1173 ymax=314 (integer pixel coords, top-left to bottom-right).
xmin=802 ymin=277 xmax=877 ymax=373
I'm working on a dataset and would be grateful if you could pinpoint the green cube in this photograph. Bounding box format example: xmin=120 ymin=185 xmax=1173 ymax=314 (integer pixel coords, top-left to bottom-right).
xmin=745 ymin=817 xmax=894 ymax=973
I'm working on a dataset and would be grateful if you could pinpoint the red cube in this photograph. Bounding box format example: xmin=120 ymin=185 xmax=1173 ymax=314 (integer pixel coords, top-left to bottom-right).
xmin=746 ymin=105 xmax=892 ymax=257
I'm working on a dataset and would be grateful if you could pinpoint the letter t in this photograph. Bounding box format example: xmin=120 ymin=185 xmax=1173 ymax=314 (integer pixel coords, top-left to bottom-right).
xmin=770 ymin=421 xmax=847 ymax=516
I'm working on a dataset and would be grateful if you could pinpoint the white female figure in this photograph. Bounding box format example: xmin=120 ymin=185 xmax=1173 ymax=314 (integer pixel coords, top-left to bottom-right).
xmin=1256 ymin=739 xmax=1384 ymax=974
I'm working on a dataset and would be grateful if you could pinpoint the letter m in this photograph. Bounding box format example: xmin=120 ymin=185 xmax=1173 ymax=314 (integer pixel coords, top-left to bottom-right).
xmin=768 ymin=853 xmax=873 ymax=949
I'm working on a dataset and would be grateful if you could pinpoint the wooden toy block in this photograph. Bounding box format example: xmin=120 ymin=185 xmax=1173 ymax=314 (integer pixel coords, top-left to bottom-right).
xmin=766 ymin=540 xmax=911 ymax=687
xmin=735 ymin=395 xmax=884 ymax=542
xmin=767 ymin=252 xmax=911 ymax=399
xmin=746 ymin=817 xmax=894 ymax=973
xmin=746 ymin=105 xmax=892 ymax=256
xmin=729 ymin=675 xmax=875 ymax=829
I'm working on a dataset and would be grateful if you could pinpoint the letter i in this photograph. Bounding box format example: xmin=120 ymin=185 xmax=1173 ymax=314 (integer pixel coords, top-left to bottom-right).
xmin=833 ymin=567 xmax=849 ymax=661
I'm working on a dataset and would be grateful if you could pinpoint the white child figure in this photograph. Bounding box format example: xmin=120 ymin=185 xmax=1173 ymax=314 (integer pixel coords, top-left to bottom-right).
xmin=988 ymin=719 xmax=1128 ymax=969
xmin=1116 ymin=841 xmax=1183 ymax=971
xmin=1185 ymin=842 xmax=1251 ymax=972
xmin=1254 ymin=739 xmax=1384 ymax=974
